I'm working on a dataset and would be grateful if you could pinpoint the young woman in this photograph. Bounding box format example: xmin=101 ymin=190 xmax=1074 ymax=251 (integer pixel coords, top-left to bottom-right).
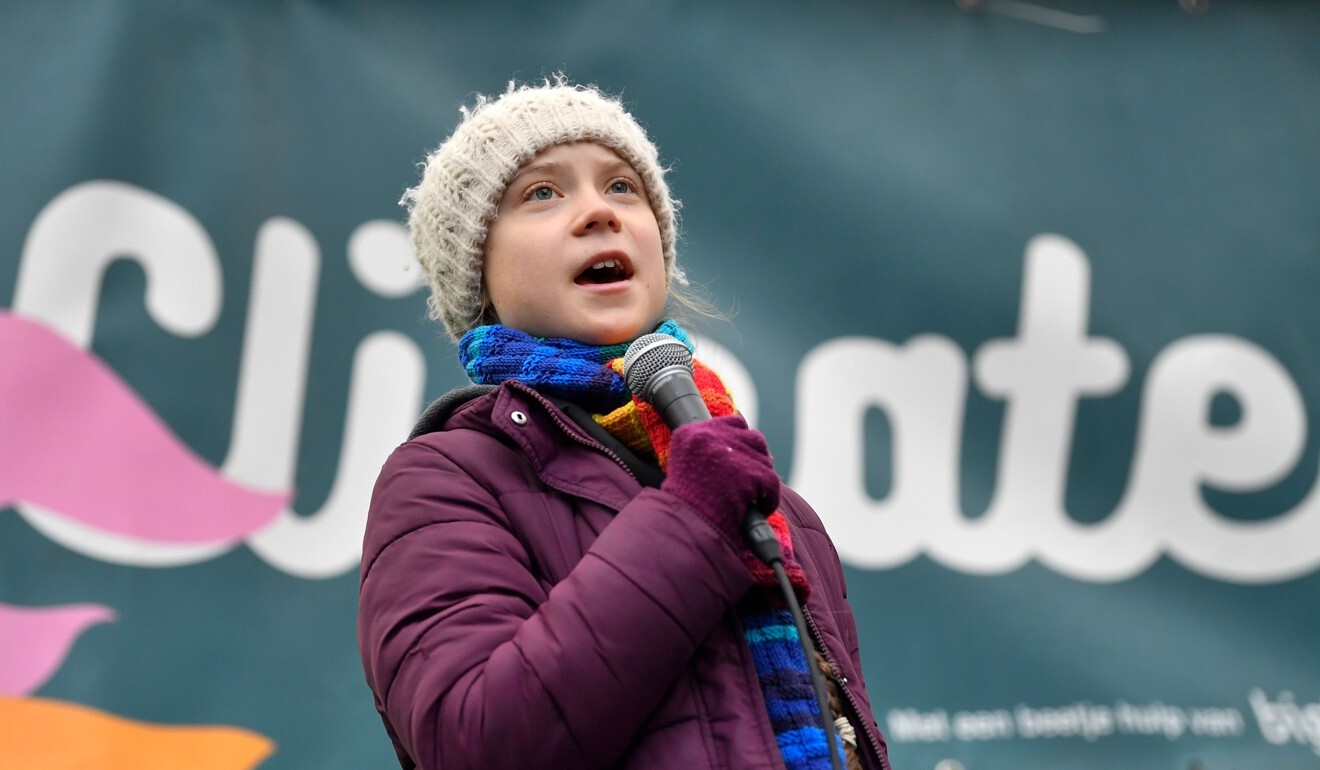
xmin=357 ymin=79 xmax=890 ymax=770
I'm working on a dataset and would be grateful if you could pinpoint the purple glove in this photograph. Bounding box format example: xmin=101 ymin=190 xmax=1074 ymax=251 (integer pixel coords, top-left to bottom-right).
xmin=661 ymin=414 xmax=781 ymax=539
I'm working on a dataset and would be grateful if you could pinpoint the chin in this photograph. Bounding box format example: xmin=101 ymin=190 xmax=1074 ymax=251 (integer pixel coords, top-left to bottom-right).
xmin=571 ymin=309 xmax=663 ymax=346
xmin=583 ymin=331 xmax=633 ymax=346
xmin=578 ymin=324 xmax=645 ymax=346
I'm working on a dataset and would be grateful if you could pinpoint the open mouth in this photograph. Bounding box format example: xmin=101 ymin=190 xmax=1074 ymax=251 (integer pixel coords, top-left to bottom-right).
xmin=575 ymin=257 xmax=632 ymax=285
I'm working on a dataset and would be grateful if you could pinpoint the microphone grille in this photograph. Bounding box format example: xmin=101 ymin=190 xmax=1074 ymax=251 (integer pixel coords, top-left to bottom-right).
xmin=623 ymin=333 xmax=693 ymax=398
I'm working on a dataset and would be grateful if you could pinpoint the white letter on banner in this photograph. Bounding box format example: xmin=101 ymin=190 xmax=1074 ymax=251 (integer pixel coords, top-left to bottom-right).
xmin=243 ymin=219 xmax=425 ymax=578
xmin=12 ymin=179 xmax=222 ymax=344
xmin=965 ymin=234 xmax=1130 ymax=574
xmin=10 ymin=180 xmax=229 ymax=565
xmin=222 ymin=216 xmax=320 ymax=498
xmin=1113 ymin=336 xmax=1320 ymax=583
xmin=15 ymin=217 xmax=318 ymax=569
xmin=791 ymin=335 xmax=966 ymax=568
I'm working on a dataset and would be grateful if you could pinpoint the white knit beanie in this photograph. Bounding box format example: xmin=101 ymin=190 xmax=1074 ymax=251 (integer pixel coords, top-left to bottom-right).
xmin=402 ymin=78 xmax=684 ymax=341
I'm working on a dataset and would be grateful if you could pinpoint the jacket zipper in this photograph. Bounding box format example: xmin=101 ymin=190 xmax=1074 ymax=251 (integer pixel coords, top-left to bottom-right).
xmin=803 ymin=607 xmax=891 ymax=770
xmin=508 ymin=382 xmax=640 ymax=484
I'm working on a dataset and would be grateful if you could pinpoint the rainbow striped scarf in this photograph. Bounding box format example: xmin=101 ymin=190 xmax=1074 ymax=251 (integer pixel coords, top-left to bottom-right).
xmin=459 ymin=322 xmax=844 ymax=769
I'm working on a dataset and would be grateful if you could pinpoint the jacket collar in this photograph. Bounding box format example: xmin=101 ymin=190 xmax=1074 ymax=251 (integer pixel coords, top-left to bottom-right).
xmin=416 ymin=382 xmax=645 ymax=512
xmin=409 ymin=384 xmax=496 ymax=440
xmin=492 ymin=382 xmax=644 ymax=512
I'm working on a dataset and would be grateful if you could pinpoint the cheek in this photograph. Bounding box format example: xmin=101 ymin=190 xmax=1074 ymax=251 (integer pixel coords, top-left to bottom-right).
xmin=636 ymin=214 xmax=664 ymax=269
xmin=481 ymin=252 xmax=522 ymax=320
xmin=640 ymin=225 xmax=666 ymax=309
xmin=482 ymin=226 xmax=535 ymax=299
xmin=480 ymin=251 xmax=507 ymax=306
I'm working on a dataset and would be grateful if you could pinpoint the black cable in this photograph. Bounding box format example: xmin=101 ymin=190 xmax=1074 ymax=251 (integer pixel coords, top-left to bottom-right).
xmin=745 ymin=512 xmax=843 ymax=770
xmin=772 ymin=559 xmax=844 ymax=770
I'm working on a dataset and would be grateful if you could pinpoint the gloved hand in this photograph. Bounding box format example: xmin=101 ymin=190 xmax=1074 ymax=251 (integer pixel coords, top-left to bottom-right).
xmin=661 ymin=414 xmax=781 ymax=539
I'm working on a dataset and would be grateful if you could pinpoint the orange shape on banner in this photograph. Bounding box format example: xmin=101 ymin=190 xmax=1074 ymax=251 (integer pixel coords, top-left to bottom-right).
xmin=0 ymin=694 xmax=274 ymax=769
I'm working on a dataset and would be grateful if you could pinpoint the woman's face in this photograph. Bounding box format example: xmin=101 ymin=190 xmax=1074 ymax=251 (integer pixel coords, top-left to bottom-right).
xmin=482 ymin=141 xmax=667 ymax=345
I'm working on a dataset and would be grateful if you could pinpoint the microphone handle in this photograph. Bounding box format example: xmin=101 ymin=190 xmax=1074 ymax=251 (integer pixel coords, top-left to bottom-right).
xmin=741 ymin=509 xmax=783 ymax=567
xmin=646 ymin=368 xmax=712 ymax=426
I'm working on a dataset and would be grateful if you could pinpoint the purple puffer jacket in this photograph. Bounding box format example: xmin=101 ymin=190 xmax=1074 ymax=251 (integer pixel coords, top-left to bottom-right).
xmin=358 ymin=381 xmax=891 ymax=770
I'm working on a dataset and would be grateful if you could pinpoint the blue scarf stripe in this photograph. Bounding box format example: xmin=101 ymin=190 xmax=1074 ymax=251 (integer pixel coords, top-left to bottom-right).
xmin=777 ymin=727 xmax=846 ymax=767
xmin=749 ymin=642 xmax=812 ymax=676
xmin=739 ymin=609 xmax=794 ymax=631
xmin=766 ymin=696 xmax=829 ymax=731
xmin=745 ymin=623 xmax=800 ymax=645
xmin=761 ymin=676 xmax=819 ymax=723
xmin=744 ymin=620 xmax=811 ymax=674
xmin=776 ymin=727 xmax=829 ymax=762
xmin=745 ymin=607 xmax=838 ymax=769
xmin=458 ymin=321 xmax=691 ymax=412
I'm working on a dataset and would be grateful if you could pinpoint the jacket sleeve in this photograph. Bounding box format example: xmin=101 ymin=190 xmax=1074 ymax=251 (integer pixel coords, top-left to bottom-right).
xmin=357 ymin=438 xmax=755 ymax=770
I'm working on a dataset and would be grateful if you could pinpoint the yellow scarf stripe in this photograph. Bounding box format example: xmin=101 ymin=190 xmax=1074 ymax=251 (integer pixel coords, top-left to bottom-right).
xmin=594 ymin=358 xmax=738 ymax=468
xmin=594 ymin=402 xmax=653 ymax=456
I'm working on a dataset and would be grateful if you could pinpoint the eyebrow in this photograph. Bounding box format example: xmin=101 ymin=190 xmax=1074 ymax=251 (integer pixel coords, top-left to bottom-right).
xmin=511 ymin=160 xmax=569 ymax=182
xmin=509 ymin=156 xmax=637 ymax=185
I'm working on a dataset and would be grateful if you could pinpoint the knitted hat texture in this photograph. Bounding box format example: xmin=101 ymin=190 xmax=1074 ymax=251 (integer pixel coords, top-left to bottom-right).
xmin=402 ymin=78 xmax=683 ymax=340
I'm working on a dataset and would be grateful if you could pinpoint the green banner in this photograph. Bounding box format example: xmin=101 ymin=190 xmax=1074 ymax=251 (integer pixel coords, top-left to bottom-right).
xmin=2 ymin=1 xmax=1318 ymax=767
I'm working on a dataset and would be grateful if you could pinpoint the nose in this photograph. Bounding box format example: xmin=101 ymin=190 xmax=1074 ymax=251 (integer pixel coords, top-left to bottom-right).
xmin=572 ymin=192 xmax=622 ymax=236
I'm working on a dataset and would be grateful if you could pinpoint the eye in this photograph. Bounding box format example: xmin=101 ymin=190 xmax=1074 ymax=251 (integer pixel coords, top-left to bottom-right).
xmin=528 ymin=185 xmax=557 ymax=201
xmin=608 ymin=178 xmax=637 ymax=195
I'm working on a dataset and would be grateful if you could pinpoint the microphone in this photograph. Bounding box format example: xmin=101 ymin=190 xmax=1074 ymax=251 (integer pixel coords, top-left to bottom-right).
xmin=622 ymin=333 xmax=782 ymax=566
